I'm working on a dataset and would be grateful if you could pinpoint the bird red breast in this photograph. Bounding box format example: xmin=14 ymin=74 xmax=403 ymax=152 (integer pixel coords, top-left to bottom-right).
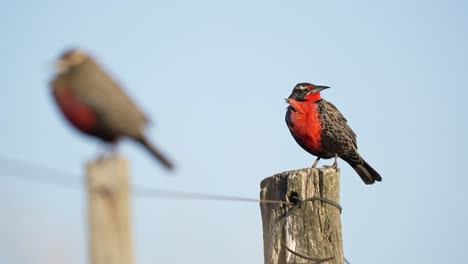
xmin=285 ymin=82 xmax=381 ymax=184
xmin=50 ymin=48 xmax=174 ymax=169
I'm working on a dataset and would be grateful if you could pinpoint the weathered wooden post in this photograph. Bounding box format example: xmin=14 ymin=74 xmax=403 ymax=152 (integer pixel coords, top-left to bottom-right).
xmin=87 ymin=155 xmax=134 ymax=264
xmin=260 ymin=168 xmax=343 ymax=264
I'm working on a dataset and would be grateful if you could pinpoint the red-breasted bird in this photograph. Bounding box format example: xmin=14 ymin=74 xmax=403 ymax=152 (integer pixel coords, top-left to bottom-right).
xmin=50 ymin=48 xmax=174 ymax=169
xmin=285 ymin=82 xmax=381 ymax=184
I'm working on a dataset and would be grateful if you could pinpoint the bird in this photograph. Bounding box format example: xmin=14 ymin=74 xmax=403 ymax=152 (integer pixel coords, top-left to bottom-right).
xmin=50 ymin=48 xmax=174 ymax=169
xmin=285 ymin=82 xmax=381 ymax=184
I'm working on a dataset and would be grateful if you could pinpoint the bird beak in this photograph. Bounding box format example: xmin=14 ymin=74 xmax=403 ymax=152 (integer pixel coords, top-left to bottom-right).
xmin=309 ymin=85 xmax=330 ymax=94
xmin=285 ymin=98 xmax=291 ymax=104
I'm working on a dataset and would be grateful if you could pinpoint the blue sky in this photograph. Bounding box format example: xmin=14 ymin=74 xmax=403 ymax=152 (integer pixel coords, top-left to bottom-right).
xmin=1 ymin=0 xmax=468 ymax=263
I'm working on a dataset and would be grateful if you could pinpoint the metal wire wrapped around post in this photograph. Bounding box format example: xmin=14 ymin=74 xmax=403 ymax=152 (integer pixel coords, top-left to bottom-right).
xmin=260 ymin=168 xmax=344 ymax=264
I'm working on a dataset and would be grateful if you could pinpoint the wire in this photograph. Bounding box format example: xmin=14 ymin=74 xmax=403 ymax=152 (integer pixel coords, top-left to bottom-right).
xmin=134 ymin=187 xmax=290 ymax=204
xmin=0 ymin=156 xmax=289 ymax=205
xmin=0 ymin=156 xmax=82 ymax=189
xmin=275 ymin=194 xmax=343 ymax=263
xmin=0 ymin=156 xmax=351 ymax=263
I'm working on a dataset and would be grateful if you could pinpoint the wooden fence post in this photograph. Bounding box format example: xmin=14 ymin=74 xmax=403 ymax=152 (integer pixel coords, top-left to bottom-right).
xmin=87 ymin=155 xmax=134 ymax=264
xmin=260 ymin=168 xmax=343 ymax=264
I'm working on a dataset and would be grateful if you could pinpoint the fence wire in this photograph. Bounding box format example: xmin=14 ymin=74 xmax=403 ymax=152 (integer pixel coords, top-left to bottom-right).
xmin=0 ymin=156 xmax=351 ymax=264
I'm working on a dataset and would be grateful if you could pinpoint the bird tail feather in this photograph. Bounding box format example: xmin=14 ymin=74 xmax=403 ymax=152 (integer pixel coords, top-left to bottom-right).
xmin=342 ymin=151 xmax=381 ymax=185
xmin=137 ymin=136 xmax=174 ymax=170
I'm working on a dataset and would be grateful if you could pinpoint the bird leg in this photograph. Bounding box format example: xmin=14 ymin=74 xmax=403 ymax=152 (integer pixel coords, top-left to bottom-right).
xmin=332 ymin=153 xmax=339 ymax=169
xmin=312 ymin=157 xmax=321 ymax=168
xmin=96 ymin=142 xmax=119 ymax=162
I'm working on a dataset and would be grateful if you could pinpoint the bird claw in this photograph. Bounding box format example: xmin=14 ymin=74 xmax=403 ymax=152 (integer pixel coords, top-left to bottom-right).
xmin=321 ymin=154 xmax=339 ymax=170
xmin=332 ymin=161 xmax=338 ymax=169
xmin=95 ymin=143 xmax=119 ymax=162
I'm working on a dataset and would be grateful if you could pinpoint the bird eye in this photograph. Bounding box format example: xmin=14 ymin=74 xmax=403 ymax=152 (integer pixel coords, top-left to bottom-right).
xmin=294 ymin=83 xmax=312 ymax=92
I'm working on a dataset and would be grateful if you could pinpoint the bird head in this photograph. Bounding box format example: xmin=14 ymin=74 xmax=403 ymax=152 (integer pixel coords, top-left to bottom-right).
xmin=286 ymin=82 xmax=329 ymax=103
xmin=55 ymin=48 xmax=89 ymax=74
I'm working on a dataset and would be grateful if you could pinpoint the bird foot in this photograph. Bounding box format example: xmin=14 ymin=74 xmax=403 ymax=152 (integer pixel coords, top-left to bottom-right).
xmin=95 ymin=143 xmax=119 ymax=162
xmin=321 ymin=164 xmax=339 ymax=173
xmin=330 ymin=154 xmax=339 ymax=170
xmin=95 ymin=152 xmax=113 ymax=163
xmin=332 ymin=161 xmax=338 ymax=169
xmin=321 ymin=155 xmax=339 ymax=170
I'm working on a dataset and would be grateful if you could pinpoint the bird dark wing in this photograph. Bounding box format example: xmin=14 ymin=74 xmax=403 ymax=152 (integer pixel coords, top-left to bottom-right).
xmin=69 ymin=58 xmax=149 ymax=139
xmin=319 ymin=99 xmax=358 ymax=150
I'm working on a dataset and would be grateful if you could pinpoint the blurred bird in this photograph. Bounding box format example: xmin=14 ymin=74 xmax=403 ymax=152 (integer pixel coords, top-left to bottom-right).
xmin=50 ymin=48 xmax=174 ymax=169
xmin=285 ymin=82 xmax=381 ymax=184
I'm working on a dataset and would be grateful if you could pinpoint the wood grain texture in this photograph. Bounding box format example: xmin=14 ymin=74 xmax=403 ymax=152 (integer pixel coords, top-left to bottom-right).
xmin=260 ymin=168 xmax=343 ymax=264
xmin=87 ymin=155 xmax=134 ymax=264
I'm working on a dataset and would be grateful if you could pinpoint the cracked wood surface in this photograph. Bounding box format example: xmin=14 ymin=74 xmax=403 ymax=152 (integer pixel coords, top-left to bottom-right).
xmin=260 ymin=168 xmax=343 ymax=264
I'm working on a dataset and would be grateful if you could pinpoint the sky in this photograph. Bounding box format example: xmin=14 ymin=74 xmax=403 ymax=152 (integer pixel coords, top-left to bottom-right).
xmin=1 ymin=0 xmax=468 ymax=263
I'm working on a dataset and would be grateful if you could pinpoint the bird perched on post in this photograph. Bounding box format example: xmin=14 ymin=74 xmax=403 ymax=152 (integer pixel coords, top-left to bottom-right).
xmin=285 ymin=82 xmax=381 ymax=184
xmin=50 ymin=48 xmax=174 ymax=169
